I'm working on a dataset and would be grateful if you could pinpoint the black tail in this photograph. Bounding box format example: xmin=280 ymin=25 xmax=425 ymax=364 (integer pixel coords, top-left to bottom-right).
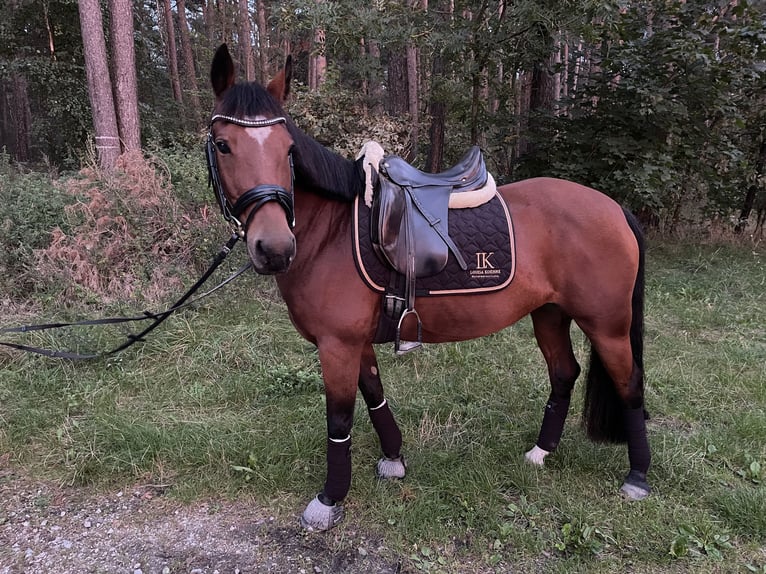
xmin=583 ymin=208 xmax=645 ymax=443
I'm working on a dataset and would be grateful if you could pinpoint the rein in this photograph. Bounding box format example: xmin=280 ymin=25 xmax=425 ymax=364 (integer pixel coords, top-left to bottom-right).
xmin=0 ymin=234 xmax=247 ymax=360
xmin=2 ymin=113 xmax=295 ymax=360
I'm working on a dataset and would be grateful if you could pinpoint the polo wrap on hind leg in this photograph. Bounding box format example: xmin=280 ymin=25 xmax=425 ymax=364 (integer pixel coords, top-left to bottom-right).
xmin=536 ymin=392 xmax=572 ymax=452
xmin=625 ymin=404 xmax=650 ymax=476
xmin=368 ymin=399 xmax=402 ymax=459
xmin=322 ymin=435 xmax=352 ymax=503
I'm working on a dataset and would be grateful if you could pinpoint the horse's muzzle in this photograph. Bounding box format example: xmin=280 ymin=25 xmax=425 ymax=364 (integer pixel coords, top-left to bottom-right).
xmin=247 ymin=233 xmax=296 ymax=274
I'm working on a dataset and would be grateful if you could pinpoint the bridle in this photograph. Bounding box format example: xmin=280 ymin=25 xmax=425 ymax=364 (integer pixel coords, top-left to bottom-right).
xmin=206 ymin=114 xmax=296 ymax=237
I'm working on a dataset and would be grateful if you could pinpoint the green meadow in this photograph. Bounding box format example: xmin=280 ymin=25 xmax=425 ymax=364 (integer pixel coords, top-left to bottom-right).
xmin=1 ymin=240 xmax=764 ymax=573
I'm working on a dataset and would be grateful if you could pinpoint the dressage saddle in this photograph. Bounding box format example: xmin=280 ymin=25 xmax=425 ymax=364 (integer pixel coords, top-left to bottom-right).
xmin=369 ymin=145 xmax=489 ymax=353
xmin=371 ymin=145 xmax=487 ymax=278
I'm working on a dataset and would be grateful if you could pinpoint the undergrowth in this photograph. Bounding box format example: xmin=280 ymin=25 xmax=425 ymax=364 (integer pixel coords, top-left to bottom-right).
xmin=1 ymin=149 xmax=224 ymax=307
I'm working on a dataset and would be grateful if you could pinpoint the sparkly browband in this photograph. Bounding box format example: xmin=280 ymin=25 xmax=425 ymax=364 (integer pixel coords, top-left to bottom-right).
xmin=209 ymin=115 xmax=287 ymax=128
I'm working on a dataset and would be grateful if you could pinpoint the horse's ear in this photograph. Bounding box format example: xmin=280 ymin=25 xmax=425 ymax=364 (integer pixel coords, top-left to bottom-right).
xmin=211 ymin=44 xmax=236 ymax=98
xmin=267 ymin=55 xmax=292 ymax=104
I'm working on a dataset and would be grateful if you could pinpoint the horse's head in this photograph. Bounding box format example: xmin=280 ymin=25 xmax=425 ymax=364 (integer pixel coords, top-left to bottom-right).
xmin=208 ymin=44 xmax=296 ymax=274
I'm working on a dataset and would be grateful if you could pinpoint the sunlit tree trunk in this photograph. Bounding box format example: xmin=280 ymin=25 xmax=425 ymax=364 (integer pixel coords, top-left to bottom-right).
xmin=78 ymin=0 xmax=120 ymax=169
xmin=108 ymin=0 xmax=141 ymax=151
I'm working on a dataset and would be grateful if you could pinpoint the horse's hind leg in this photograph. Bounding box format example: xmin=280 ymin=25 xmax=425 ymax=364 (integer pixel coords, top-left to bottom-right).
xmin=358 ymin=344 xmax=406 ymax=479
xmin=585 ymin=332 xmax=651 ymax=500
xmin=525 ymin=304 xmax=581 ymax=466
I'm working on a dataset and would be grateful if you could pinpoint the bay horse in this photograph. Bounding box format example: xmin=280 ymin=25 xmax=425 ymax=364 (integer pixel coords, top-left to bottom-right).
xmin=207 ymin=44 xmax=650 ymax=531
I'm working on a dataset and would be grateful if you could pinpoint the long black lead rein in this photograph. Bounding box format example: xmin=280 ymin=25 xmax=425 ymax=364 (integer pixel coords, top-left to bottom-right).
xmin=0 ymin=233 xmax=245 ymax=360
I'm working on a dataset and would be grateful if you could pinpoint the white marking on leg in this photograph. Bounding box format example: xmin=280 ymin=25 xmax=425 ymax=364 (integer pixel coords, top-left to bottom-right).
xmin=524 ymin=445 xmax=550 ymax=467
xmin=329 ymin=435 xmax=350 ymax=443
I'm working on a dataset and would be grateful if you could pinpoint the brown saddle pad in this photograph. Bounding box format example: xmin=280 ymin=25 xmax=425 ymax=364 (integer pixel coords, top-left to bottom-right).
xmin=353 ymin=192 xmax=516 ymax=296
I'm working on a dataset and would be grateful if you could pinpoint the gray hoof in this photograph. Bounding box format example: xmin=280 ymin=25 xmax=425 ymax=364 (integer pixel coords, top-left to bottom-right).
xmin=376 ymin=456 xmax=406 ymax=479
xmin=620 ymin=470 xmax=651 ymax=500
xmin=300 ymin=495 xmax=344 ymax=531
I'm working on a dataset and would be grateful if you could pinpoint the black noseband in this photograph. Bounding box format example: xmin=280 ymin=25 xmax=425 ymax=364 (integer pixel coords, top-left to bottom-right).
xmin=233 ymin=184 xmax=296 ymax=231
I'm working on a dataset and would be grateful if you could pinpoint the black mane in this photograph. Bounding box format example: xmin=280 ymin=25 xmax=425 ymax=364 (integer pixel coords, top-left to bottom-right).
xmin=216 ymin=82 xmax=364 ymax=202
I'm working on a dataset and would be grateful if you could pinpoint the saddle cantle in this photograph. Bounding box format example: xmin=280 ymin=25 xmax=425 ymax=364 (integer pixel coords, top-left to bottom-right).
xmin=371 ymin=146 xmax=488 ymax=278
xmin=381 ymin=146 xmax=487 ymax=192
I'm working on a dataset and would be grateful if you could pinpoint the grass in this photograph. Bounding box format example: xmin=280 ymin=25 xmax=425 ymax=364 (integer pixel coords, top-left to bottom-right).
xmin=1 ymin=241 xmax=765 ymax=573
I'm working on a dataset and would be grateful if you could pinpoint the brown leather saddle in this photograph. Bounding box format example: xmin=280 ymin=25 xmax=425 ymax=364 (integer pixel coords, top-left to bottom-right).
xmin=369 ymin=146 xmax=489 ymax=354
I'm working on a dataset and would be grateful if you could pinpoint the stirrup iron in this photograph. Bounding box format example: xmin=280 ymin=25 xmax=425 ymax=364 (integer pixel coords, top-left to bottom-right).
xmin=395 ymin=308 xmax=422 ymax=355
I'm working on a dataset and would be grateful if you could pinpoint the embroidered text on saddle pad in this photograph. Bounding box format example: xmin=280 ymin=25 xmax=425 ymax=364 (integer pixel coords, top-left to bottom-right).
xmin=353 ymin=192 xmax=516 ymax=295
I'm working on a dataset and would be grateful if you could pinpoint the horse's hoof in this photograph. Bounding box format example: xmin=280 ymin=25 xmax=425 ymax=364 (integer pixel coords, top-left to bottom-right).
xmin=524 ymin=445 xmax=549 ymax=467
xmin=620 ymin=470 xmax=651 ymax=500
xmin=300 ymin=495 xmax=344 ymax=531
xmin=376 ymin=456 xmax=406 ymax=479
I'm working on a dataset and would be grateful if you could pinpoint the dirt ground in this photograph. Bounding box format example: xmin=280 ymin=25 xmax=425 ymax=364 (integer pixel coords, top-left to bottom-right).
xmin=0 ymin=468 xmax=407 ymax=574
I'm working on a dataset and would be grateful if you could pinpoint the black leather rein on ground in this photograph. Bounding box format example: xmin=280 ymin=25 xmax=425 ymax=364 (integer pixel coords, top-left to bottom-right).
xmin=0 ymin=234 xmax=247 ymax=360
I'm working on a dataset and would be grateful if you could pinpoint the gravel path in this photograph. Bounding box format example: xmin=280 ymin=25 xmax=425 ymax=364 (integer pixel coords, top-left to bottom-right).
xmin=0 ymin=469 xmax=405 ymax=574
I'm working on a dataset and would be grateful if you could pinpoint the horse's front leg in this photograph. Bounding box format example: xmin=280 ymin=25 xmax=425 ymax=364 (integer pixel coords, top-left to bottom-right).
xmin=300 ymin=338 xmax=361 ymax=531
xmin=357 ymin=343 xmax=406 ymax=479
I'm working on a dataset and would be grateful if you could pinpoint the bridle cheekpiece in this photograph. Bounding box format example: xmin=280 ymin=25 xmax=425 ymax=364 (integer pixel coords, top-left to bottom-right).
xmin=206 ymin=114 xmax=296 ymax=237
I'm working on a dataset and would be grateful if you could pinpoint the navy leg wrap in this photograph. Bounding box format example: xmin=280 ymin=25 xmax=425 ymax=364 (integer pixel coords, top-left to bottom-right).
xmin=322 ymin=437 xmax=352 ymax=504
xmin=625 ymin=405 xmax=650 ymax=475
xmin=368 ymin=400 xmax=402 ymax=459
xmin=536 ymin=393 xmax=571 ymax=452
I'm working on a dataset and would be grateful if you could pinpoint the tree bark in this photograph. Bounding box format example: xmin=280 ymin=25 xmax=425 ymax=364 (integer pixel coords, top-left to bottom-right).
xmin=735 ymin=138 xmax=766 ymax=233
xmin=159 ymin=0 xmax=183 ymax=104
xmin=309 ymin=0 xmax=326 ymax=92
xmin=425 ymin=55 xmax=445 ymax=173
xmin=255 ymin=0 xmax=269 ymax=82
xmin=386 ymin=50 xmax=408 ymax=116
xmin=238 ymin=0 xmax=255 ymax=81
xmin=11 ymin=74 xmax=32 ymax=162
xmin=177 ymin=0 xmax=202 ymax=124
xmin=108 ymin=0 xmax=141 ymax=151
xmin=406 ymin=42 xmax=419 ymax=160
xmin=78 ymin=0 xmax=120 ymax=169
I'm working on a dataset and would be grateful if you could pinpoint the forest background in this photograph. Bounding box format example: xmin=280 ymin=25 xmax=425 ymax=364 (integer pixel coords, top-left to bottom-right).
xmin=0 ymin=0 xmax=765 ymax=302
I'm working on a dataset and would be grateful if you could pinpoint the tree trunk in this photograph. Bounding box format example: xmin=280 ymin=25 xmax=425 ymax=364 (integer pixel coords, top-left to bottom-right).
xmin=11 ymin=73 xmax=32 ymax=162
xmin=108 ymin=0 xmax=141 ymax=151
xmin=78 ymin=0 xmax=120 ymax=169
xmin=177 ymin=0 xmax=202 ymax=125
xmin=309 ymin=1 xmax=326 ymax=92
xmin=735 ymin=138 xmax=766 ymax=233
xmin=255 ymin=0 xmax=269 ymax=82
xmin=238 ymin=0 xmax=255 ymax=81
xmin=425 ymin=55 xmax=445 ymax=173
xmin=159 ymin=0 xmax=183 ymax=104
xmin=385 ymin=50 xmax=408 ymax=116
xmin=406 ymin=42 xmax=419 ymax=160
xmin=368 ymin=39 xmax=383 ymax=115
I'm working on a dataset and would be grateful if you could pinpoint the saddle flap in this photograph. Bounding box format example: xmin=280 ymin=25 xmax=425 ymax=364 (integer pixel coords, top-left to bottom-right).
xmin=371 ymin=178 xmax=449 ymax=277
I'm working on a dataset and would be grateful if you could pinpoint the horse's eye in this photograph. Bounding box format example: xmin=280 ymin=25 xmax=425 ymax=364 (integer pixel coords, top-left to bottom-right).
xmin=215 ymin=140 xmax=231 ymax=154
